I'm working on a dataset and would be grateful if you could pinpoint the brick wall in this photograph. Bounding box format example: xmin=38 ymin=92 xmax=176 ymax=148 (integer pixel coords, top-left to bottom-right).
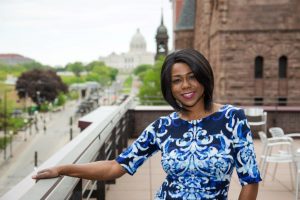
xmin=174 ymin=29 xmax=194 ymax=49
xmin=189 ymin=0 xmax=300 ymax=104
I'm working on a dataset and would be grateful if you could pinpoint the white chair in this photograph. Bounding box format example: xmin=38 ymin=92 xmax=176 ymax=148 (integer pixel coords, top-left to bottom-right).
xmin=245 ymin=107 xmax=267 ymax=135
xmin=258 ymin=131 xmax=296 ymax=189
xmin=268 ymin=127 xmax=300 ymax=200
xmin=269 ymin=127 xmax=300 ymax=158
xmin=269 ymin=127 xmax=300 ymax=139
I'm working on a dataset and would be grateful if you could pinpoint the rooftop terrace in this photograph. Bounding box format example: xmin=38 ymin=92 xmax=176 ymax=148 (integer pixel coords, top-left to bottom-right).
xmin=1 ymin=96 xmax=300 ymax=200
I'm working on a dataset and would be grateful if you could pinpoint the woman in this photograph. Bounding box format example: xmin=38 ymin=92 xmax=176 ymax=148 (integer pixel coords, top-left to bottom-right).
xmin=33 ymin=49 xmax=261 ymax=199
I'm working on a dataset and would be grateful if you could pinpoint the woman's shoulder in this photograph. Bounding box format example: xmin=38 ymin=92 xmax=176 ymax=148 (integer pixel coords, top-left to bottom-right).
xmin=218 ymin=104 xmax=247 ymax=118
xmin=148 ymin=112 xmax=178 ymax=127
xmin=156 ymin=111 xmax=178 ymax=120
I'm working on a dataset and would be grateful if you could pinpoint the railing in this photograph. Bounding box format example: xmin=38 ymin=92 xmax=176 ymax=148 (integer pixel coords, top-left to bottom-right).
xmin=1 ymin=96 xmax=134 ymax=200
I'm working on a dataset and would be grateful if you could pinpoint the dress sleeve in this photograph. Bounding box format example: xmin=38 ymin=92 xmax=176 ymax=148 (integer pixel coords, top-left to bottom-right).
xmin=232 ymin=109 xmax=262 ymax=186
xmin=115 ymin=120 xmax=160 ymax=175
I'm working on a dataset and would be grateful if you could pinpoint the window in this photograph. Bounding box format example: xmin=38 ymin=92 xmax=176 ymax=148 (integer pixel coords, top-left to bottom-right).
xmin=279 ymin=56 xmax=287 ymax=78
xmin=254 ymin=97 xmax=263 ymax=106
xmin=255 ymin=56 xmax=263 ymax=78
xmin=278 ymin=97 xmax=287 ymax=106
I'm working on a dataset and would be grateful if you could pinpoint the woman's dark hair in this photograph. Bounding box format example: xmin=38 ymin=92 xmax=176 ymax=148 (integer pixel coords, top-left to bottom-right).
xmin=161 ymin=48 xmax=214 ymax=111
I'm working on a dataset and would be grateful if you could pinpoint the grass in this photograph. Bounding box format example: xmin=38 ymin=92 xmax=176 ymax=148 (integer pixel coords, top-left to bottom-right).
xmin=0 ymin=83 xmax=23 ymax=110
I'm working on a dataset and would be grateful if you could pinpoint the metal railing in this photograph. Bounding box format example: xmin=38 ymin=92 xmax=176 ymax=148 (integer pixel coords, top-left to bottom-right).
xmin=1 ymin=96 xmax=134 ymax=200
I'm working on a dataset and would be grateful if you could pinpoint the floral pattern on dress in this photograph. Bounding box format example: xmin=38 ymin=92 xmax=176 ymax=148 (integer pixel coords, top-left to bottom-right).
xmin=116 ymin=105 xmax=262 ymax=200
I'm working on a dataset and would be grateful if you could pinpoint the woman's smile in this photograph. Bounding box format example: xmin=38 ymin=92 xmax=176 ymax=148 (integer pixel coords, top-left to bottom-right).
xmin=181 ymin=91 xmax=196 ymax=99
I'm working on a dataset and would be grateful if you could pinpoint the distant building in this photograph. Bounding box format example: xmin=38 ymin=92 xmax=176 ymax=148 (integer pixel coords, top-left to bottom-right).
xmin=171 ymin=0 xmax=300 ymax=106
xmin=0 ymin=54 xmax=34 ymax=65
xmin=99 ymin=29 xmax=154 ymax=71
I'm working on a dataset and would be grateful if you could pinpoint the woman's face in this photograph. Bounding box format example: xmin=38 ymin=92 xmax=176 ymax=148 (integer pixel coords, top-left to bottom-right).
xmin=170 ymin=62 xmax=204 ymax=110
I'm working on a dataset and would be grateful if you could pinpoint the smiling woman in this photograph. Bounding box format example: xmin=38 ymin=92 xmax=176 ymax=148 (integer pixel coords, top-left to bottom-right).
xmin=32 ymin=49 xmax=261 ymax=200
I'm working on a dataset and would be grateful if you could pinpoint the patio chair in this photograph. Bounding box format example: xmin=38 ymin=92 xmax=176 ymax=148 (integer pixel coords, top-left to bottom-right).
xmin=244 ymin=107 xmax=267 ymax=135
xmin=258 ymin=131 xmax=296 ymax=188
xmin=269 ymin=127 xmax=300 ymax=139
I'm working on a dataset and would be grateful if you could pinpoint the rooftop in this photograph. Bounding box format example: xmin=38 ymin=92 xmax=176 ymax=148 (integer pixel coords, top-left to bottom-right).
xmin=106 ymin=139 xmax=299 ymax=200
xmin=1 ymin=98 xmax=300 ymax=199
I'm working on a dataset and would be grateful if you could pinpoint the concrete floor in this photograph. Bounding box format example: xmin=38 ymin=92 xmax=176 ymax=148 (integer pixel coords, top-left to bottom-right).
xmin=106 ymin=139 xmax=299 ymax=200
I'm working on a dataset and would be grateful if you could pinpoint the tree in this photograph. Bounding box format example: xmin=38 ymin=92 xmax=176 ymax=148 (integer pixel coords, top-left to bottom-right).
xmin=15 ymin=69 xmax=68 ymax=105
xmin=66 ymin=62 xmax=84 ymax=77
xmin=86 ymin=61 xmax=105 ymax=72
xmin=22 ymin=61 xmax=48 ymax=70
xmin=133 ymin=64 xmax=152 ymax=76
xmin=91 ymin=65 xmax=118 ymax=86
xmin=138 ymin=57 xmax=166 ymax=105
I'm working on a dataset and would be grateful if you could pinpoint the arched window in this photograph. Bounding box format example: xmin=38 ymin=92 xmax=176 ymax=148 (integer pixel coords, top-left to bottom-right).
xmin=255 ymin=56 xmax=263 ymax=78
xmin=279 ymin=56 xmax=287 ymax=78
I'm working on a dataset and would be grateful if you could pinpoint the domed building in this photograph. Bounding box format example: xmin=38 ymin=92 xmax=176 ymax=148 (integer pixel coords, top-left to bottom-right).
xmin=99 ymin=29 xmax=154 ymax=71
xmin=130 ymin=29 xmax=147 ymax=53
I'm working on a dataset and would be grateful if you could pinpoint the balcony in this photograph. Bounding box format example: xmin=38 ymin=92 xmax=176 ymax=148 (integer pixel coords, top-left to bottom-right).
xmin=2 ymin=96 xmax=300 ymax=199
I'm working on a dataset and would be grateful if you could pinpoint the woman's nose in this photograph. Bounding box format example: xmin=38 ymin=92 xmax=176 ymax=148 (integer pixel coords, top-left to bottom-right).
xmin=182 ymin=78 xmax=191 ymax=89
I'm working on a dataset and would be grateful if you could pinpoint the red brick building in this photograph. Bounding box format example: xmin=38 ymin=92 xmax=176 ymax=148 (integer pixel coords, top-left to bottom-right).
xmin=171 ymin=0 xmax=300 ymax=106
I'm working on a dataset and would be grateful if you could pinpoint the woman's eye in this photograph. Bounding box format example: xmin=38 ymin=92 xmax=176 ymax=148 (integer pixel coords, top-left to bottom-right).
xmin=189 ymin=75 xmax=196 ymax=80
xmin=172 ymin=79 xmax=181 ymax=84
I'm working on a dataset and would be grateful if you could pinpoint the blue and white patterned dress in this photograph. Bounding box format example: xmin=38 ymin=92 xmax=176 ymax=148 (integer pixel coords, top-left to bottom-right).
xmin=116 ymin=105 xmax=262 ymax=200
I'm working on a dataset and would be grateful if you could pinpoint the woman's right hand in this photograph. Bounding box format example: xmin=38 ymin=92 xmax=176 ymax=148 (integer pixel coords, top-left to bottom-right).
xmin=32 ymin=167 xmax=60 ymax=180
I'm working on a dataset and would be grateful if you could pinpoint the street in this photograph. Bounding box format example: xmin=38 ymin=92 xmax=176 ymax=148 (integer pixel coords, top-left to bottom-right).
xmin=0 ymin=100 xmax=81 ymax=196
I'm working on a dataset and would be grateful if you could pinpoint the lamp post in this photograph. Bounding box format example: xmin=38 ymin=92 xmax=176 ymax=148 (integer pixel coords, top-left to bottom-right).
xmin=3 ymin=90 xmax=8 ymax=160
xmin=9 ymin=130 xmax=13 ymax=158
xmin=23 ymin=118 xmax=28 ymax=141
xmin=34 ymin=111 xmax=39 ymax=133
xmin=70 ymin=116 xmax=73 ymax=141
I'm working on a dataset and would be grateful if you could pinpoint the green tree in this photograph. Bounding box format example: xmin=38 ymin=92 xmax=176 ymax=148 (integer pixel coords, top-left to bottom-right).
xmin=85 ymin=72 xmax=100 ymax=82
xmin=138 ymin=57 xmax=166 ymax=105
xmin=22 ymin=61 xmax=48 ymax=70
xmin=66 ymin=62 xmax=84 ymax=77
xmin=133 ymin=64 xmax=152 ymax=76
xmin=91 ymin=65 xmax=118 ymax=86
xmin=86 ymin=61 xmax=105 ymax=72
xmin=55 ymin=93 xmax=67 ymax=106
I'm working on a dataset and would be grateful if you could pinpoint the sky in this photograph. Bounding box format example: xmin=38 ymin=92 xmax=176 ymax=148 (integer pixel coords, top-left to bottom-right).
xmin=0 ymin=0 xmax=173 ymax=67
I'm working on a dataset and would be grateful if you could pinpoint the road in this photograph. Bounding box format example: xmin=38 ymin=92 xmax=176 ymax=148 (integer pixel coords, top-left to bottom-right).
xmin=0 ymin=100 xmax=81 ymax=196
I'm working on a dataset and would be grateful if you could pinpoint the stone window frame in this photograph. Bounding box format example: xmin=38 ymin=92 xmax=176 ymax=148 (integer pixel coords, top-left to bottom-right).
xmin=254 ymin=56 xmax=264 ymax=79
xmin=278 ymin=55 xmax=287 ymax=79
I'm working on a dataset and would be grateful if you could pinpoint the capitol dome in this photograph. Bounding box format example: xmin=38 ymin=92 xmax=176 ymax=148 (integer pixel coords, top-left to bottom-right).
xmin=130 ymin=29 xmax=146 ymax=52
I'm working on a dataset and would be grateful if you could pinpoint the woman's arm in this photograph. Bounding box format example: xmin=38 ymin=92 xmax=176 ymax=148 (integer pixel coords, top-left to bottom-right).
xmin=32 ymin=160 xmax=126 ymax=181
xmin=238 ymin=183 xmax=259 ymax=200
